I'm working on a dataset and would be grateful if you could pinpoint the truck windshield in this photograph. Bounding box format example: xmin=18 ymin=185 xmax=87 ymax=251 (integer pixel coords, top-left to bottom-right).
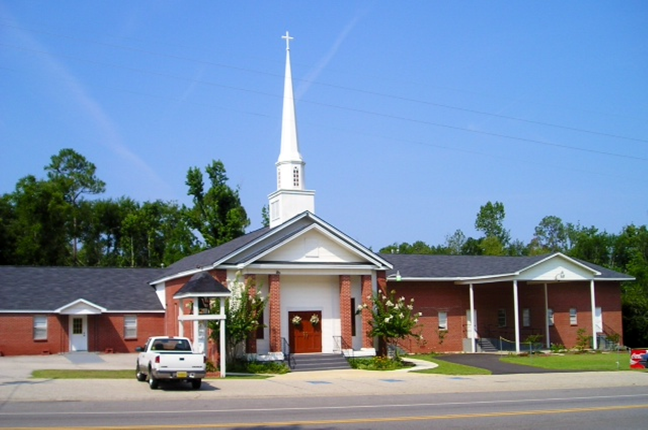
xmin=151 ymin=339 xmax=192 ymax=351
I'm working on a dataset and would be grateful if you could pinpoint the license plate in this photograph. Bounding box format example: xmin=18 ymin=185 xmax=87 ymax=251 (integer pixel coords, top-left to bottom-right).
xmin=176 ymin=372 xmax=187 ymax=378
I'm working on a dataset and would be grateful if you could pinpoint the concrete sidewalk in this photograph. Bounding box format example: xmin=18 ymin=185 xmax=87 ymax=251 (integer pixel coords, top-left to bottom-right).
xmin=1 ymin=353 xmax=647 ymax=402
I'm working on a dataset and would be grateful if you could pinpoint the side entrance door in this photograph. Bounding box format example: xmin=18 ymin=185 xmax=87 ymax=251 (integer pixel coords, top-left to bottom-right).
xmin=289 ymin=311 xmax=322 ymax=353
xmin=69 ymin=315 xmax=88 ymax=352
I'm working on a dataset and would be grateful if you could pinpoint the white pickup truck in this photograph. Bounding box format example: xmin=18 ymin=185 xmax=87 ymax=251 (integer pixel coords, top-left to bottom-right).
xmin=136 ymin=336 xmax=206 ymax=390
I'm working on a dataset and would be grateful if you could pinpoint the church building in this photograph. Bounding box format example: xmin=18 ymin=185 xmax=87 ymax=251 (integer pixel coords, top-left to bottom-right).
xmin=0 ymin=33 xmax=632 ymax=361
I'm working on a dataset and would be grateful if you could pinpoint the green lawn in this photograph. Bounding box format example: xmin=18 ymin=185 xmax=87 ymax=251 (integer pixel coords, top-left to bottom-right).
xmin=32 ymin=369 xmax=134 ymax=379
xmin=500 ymin=352 xmax=632 ymax=371
xmin=410 ymin=355 xmax=491 ymax=375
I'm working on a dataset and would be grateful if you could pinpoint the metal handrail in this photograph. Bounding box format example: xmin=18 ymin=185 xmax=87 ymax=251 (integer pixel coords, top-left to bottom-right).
xmin=282 ymin=337 xmax=295 ymax=369
xmin=333 ymin=335 xmax=354 ymax=360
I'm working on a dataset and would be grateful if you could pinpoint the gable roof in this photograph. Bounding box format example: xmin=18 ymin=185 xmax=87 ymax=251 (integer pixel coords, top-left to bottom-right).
xmin=381 ymin=253 xmax=634 ymax=283
xmin=0 ymin=266 xmax=165 ymax=313
xmin=174 ymin=272 xmax=231 ymax=299
xmin=152 ymin=211 xmax=392 ymax=284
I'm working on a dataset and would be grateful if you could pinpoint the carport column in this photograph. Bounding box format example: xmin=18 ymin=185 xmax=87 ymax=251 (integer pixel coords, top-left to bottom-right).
xmin=544 ymin=283 xmax=550 ymax=349
xmin=220 ymin=297 xmax=226 ymax=377
xmin=590 ymin=280 xmax=598 ymax=350
xmin=269 ymin=273 xmax=282 ymax=353
xmin=513 ymin=280 xmax=520 ymax=354
xmin=469 ymin=283 xmax=475 ymax=353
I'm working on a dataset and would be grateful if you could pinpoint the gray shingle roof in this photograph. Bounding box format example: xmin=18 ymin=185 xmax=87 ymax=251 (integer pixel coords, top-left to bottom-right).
xmin=155 ymin=227 xmax=270 ymax=281
xmin=175 ymin=272 xmax=230 ymax=296
xmin=380 ymin=254 xmax=634 ymax=280
xmin=0 ymin=266 xmax=165 ymax=312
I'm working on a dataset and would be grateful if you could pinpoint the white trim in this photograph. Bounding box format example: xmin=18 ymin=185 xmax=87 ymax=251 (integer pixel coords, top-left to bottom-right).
xmin=0 ymin=310 xmax=164 ymax=314
xmin=513 ymin=280 xmax=520 ymax=354
xmin=55 ymin=299 xmax=107 ymax=315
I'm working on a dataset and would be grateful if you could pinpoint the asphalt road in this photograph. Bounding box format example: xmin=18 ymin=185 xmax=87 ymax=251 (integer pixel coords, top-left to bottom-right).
xmin=433 ymin=353 xmax=560 ymax=374
xmin=2 ymin=386 xmax=647 ymax=429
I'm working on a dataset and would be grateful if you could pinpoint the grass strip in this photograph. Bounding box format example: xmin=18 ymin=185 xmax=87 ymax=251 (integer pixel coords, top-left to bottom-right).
xmin=500 ymin=352 xmax=631 ymax=371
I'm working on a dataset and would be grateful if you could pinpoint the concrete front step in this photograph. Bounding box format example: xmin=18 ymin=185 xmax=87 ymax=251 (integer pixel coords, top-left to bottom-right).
xmin=291 ymin=353 xmax=351 ymax=372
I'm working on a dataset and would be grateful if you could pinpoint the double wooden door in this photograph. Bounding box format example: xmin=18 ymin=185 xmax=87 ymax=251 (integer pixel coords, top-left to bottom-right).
xmin=289 ymin=311 xmax=322 ymax=353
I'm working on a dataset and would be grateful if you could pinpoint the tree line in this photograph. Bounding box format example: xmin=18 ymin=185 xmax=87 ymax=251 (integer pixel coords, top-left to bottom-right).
xmin=0 ymin=149 xmax=249 ymax=268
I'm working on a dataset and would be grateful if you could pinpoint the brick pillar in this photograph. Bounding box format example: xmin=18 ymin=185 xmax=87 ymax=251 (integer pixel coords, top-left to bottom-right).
xmin=245 ymin=274 xmax=257 ymax=354
xmin=377 ymin=271 xmax=387 ymax=295
xmin=269 ymin=274 xmax=282 ymax=353
xmin=361 ymin=275 xmax=373 ymax=348
xmin=339 ymin=275 xmax=352 ymax=350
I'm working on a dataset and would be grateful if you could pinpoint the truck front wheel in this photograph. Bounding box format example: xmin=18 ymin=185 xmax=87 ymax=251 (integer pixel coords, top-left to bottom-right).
xmin=136 ymin=362 xmax=146 ymax=382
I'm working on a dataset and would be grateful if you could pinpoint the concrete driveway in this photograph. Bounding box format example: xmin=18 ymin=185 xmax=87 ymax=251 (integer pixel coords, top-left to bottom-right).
xmin=433 ymin=353 xmax=559 ymax=374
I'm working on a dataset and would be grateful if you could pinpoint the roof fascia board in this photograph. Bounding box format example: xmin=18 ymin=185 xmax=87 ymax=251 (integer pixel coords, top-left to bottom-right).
xmin=0 ymin=309 xmax=164 ymax=314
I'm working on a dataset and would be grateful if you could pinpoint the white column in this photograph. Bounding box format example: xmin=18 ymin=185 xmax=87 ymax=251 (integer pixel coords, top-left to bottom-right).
xmin=220 ymin=319 xmax=227 ymax=378
xmin=193 ymin=298 xmax=199 ymax=350
xmin=544 ymin=283 xmax=550 ymax=349
xmin=469 ymin=283 xmax=475 ymax=353
xmin=513 ymin=280 xmax=520 ymax=354
xmin=590 ymin=280 xmax=598 ymax=350
xmin=178 ymin=299 xmax=184 ymax=337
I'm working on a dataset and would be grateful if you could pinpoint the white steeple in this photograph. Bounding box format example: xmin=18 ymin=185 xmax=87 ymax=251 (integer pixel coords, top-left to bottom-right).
xmin=268 ymin=32 xmax=315 ymax=228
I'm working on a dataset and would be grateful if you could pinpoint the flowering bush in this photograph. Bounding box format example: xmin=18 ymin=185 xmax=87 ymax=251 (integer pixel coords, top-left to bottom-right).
xmin=358 ymin=289 xmax=423 ymax=357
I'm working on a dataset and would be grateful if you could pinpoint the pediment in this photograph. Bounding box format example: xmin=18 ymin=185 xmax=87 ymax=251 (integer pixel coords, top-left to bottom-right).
xmin=55 ymin=298 xmax=107 ymax=315
xmin=261 ymin=227 xmax=365 ymax=264
xmin=519 ymin=254 xmax=599 ymax=282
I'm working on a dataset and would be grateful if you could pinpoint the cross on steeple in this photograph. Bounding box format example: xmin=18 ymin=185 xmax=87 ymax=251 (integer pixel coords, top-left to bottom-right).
xmin=282 ymin=31 xmax=293 ymax=50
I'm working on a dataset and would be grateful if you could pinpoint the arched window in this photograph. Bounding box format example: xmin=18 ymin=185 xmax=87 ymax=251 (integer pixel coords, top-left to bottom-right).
xmin=293 ymin=167 xmax=300 ymax=187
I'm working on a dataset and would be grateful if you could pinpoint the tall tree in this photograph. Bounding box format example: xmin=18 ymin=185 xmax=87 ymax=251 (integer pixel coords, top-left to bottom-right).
xmin=185 ymin=160 xmax=250 ymax=248
xmin=45 ymin=148 xmax=106 ymax=264
xmin=0 ymin=194 xmax=17 ymax=264
xmin=445 ymin=229 xmax=466 ymax=255
xmin=475 ymin=201 xmax=510 ymax=246
xmin=533 ymin=215 xmax=568 ymax=253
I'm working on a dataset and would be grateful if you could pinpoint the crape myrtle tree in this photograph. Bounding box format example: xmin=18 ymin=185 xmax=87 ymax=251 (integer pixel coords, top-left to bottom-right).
xmin=208 ymin=275 xmax=268 ymax=366
xmin=358 ymin=289 xmax=423 ymax=357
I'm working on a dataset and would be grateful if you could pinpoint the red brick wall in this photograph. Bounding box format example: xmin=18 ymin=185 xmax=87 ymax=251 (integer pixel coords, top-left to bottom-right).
xmin=339 ymin=275 xmax=352 ymax=348
xmin=387 ymin=280 xmax=624 ymax=353
xmin=269 ymin=274 xmax=281 ymax=352
xmin=92 ymin=313 xmax=164 ymax=353
xmin=389 ymin=281 xmax=469 ymax=353
xmin=0 ymin=314 xmax=66 ymax=356
xmin=361 ymin=275 xmax=373 ymax=348
xmin=0 ymin=313 xmax=164 ymax=356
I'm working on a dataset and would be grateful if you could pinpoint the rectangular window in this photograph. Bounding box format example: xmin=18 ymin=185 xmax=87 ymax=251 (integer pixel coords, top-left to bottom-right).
xmin=438 ymin=311 xmax=448 ymax=331
xmin=497 ymin=309 xmax=507 ymax=327
xmin=124 ymin=315 xmax=137 ymax=339
xmin=570 ymin=308 xmax=578 ymax=325
xmin=351 ymin=298 xmax=357 ymax=337
xmin=34 ymin=315 xmax=48 ymax=340
xmin=595 ymin=307 xmax=603 ymax=333
xmin=522 ymin=308 xmax=531 ymax=327
xmin=548 ymin=308 xmax=554 ymax=327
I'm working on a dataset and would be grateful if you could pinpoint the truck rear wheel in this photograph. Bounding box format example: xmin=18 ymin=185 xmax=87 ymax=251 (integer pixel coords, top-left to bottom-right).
xmin=191 ymin=379 xmax=202 ymax=390
xmin=148 ymin=366 xmax=159 ymax=389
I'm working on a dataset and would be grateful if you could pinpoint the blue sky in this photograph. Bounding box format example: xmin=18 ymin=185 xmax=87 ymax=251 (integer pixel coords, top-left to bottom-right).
xmin=1 ymin=1 xmax=646 ymax=250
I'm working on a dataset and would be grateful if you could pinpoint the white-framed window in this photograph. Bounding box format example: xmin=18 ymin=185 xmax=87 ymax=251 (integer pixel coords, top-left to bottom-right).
xmin=124 ymin=315 xmax=137 ymax=339
xmin=34 ymin=315 xmax=48 ymax=340
xmin=438 ymin=311 xmax=448 ymax=330
xmin=570 ymin=308 xmax=578 ymax=325
xmin=522 ymin=308 xmax=531 ymax=327
xmin=547 ymin=308 xmax=554 ymax=326
xmin=595 ymin=307 xmax=603 ymax=333
xmin=497 ymin=309 xmax=507 ymax=327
